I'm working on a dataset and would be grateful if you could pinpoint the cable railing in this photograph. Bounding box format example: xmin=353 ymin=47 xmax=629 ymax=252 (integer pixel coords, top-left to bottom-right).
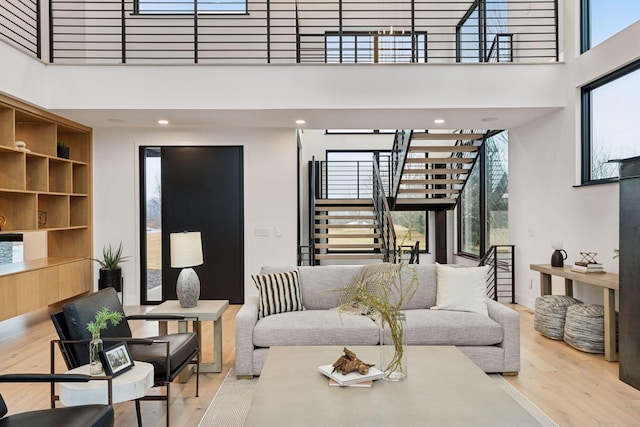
xmin=319 ymin=156 xmax=391 ymax=200
xmin=373 ymin=156 xmax=397 ymax=263
xmin=485 ymin=33 xmax=513 ymax=62
xmin=390 ymin=129 xmax=413 ymax=203
xmin=479 ymin=244 xmax=515 ymax=303
xmin=35 ymin=0 xmax=558 ymax=64
xmin=0 ymin=0 xmax=40 ymax=58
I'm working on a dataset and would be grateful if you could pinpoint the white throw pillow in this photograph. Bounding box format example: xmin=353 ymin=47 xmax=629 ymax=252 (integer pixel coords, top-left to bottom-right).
xmin=432 ymin=263 xmax=489 ymax=315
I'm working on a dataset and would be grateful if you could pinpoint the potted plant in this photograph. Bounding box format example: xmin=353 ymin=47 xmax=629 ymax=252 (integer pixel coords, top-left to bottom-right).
xmin=57 ymin=140 xmax=69 ymax=159
xmin=86 ymin=307 xmax=124 ymax=375
xmin=93 ymin=242 xmax=130 ymax=292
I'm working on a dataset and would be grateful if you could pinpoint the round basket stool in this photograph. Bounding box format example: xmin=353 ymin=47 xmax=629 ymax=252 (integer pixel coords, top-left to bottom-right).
xmin=563 ymin=304 xmax=607 ymax=353
xmin=534 ymin=295 xmax=582 ymax=340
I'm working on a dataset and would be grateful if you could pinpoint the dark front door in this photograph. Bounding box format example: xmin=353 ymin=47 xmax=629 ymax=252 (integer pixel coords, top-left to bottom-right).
xmin=161 ymin=146 xmax=244 ymax=304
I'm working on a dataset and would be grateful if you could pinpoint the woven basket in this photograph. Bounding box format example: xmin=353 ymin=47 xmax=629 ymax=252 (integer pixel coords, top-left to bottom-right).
xmin=564 ymin=304 xmax=608 ymax=353
xmin=534 ymin=295 xmax=582 ymax=340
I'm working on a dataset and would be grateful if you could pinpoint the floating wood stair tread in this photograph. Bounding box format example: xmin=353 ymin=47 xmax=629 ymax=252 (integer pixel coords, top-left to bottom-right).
xmin=315 ymin=224 xmax=378 ymax=229
xmin=395 ymin=198 xmax=457 ymax=205
xmin=315 ymin=214 xmax=377 ymax=220
xmin=398 ymin=188 xmax=460 ymax=194
xmin=409 ymin=145 xmax=479 ymax=153
xmin=405 ymin=157 xmax=474 ymax=164
xmin=315 ymin=233 xmax=381 ymax=239
xmin=400 ymin=178 xmax=465 ymax=185
xmin=403 ymin=168 xmax=469 ymax=175
xmin=411 ymin=133 xmax=484 ymax=141
xmin=315 ymin=205 xmax=374 ymax=212
xmin=315 ymin=199 xmax=373 ymax=205
xmin=315 ymin=243 xmax=383 ymax=249
xmin=315 ymin=254 xmax=385 ymax=260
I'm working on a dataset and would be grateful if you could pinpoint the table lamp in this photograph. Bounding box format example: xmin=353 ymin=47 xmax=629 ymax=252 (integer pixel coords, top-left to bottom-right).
xmin=170 ymin=231 xmax=203 ymax=308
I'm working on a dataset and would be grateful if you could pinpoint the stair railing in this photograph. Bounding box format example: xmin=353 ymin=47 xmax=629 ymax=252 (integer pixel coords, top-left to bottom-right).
xmin=373 ymin=155 xmax=397 ymax=263
xmin=479 ymin=244 xmax=515 ymax=303
xmin=485 ymin=33 xmax=513 ymax=63
xmin=390 ymin=129 xmax=413 ymax=204
xmin=398 ymin=241 xmax=420 ymax=264
xmin=305 ymin=157 xmax=318 ymax=266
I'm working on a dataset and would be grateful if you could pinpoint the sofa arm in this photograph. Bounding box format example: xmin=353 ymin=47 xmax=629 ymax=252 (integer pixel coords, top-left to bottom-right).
xmin=235 ymin=296 xmax=259 ymax=377
xmin=486 ymin=299 xmax=520 ymax=373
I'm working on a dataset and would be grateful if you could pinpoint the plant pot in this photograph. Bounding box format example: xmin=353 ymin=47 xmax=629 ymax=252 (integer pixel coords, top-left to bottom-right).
xmin=57 ymin=145 xmax=70 ymax=159
xmin=99 ymin=267 xmax=122 ymax=292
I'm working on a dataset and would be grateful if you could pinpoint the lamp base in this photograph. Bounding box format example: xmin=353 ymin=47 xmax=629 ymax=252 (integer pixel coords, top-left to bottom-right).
xmin=176 ymin=268 xmax=200 ymax=308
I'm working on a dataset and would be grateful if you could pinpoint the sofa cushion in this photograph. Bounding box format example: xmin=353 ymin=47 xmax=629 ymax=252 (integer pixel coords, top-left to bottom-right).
xmin=252 ymin=270 xmax=305 ymax=319
xmin=397 ymin=264 xmax=437 ymax=309
xmin=403 ymin=309 xmax=503 ymax=346
xmin=253 ymin=310 xmax=379 ymax=347
xmin=432 ymin=263 xmax=490 ymax=315
xmin=297 ymin=266 xmax=363 ymax=309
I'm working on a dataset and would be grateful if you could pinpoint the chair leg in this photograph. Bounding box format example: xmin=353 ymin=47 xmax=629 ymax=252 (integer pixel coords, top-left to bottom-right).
xmin=135 ymin=399 xmax=142 ymax=427
xmin=196 ymin=349 xmax=200 ymax=398
xmin=166 ymin=382 xmax=170 ymax=427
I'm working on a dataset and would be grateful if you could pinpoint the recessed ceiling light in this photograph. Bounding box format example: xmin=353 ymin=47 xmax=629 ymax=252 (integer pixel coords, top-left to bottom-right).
xmin=158 ymin=119 xmax=169 ymax=125
xmin=295 ymin=119 xmax=306 ymax=125
xmin=434 ymin=119 xmax=445 ymax=124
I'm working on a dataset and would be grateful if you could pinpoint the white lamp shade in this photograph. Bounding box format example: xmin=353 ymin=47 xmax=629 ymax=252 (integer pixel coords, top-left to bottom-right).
xmin=170 ymin=231 xmax=203 ymax=268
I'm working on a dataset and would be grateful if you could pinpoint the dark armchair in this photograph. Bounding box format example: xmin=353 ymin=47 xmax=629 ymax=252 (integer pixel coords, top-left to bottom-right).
xmin=0 ymin=373 xmax=113 ymax=427
xmin=51 ymin=287 xmax=200 ymax=426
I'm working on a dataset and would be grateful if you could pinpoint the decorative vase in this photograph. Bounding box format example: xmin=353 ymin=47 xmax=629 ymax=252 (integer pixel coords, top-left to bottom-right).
xmin=98 ymin=267 xmax=122 ymax=292
xmin=89 ymin=335 xmax=103 ymax=375
xmin=379 ymin=311 xmax=407 ymax=381
xmin=57 ymin=145 xmax=69 ymax=159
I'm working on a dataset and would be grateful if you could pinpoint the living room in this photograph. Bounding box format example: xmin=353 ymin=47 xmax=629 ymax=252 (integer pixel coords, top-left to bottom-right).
xmin=1 ymin=0 xmax=640 ymax=425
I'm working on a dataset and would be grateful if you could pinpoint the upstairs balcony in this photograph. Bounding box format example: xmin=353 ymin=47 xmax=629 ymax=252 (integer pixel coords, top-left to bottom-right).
xmin=2 ymin=0 xmax=558 ymax=65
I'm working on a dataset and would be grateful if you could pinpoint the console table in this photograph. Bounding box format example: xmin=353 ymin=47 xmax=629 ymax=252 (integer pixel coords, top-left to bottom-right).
xmin=530 ymin=264 xmax=619 ymax=362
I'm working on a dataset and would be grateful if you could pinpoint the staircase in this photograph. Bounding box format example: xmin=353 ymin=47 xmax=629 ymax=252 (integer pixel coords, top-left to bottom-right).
xmin=394 ymin=132 xmax=484 ymax=210
xmin=313 ymin=198 xmax=385 ymax=263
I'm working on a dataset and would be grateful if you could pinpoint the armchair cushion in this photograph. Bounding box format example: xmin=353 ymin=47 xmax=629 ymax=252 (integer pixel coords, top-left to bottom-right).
xmin=0 ymin=405 xmax=113 ymax=427
xmin=129 ymin=333 xmax=199 ymax=383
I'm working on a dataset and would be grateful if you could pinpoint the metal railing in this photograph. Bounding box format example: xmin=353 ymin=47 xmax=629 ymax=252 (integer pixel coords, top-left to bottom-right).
xmin=32 ymin=0 xmax=558 ymax=64
xmin=399 ymin=242 xmax=420 ymax=264
xmin=373 ymin=156 xmax=397 ymax=263
xmin=319 ymin=156 xmax=391 ymax=200
xmin=390 ymin=129 xmax=413 ymax=203
xmin=479 ymin=244 xmax=515 ymax=303
xmin=485 ymin=33 xmax=513 ymax=62
xmin=0 ymin=0 xmax=40 ymax=58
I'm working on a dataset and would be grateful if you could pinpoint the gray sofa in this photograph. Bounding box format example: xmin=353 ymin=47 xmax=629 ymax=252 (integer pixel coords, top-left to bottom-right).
xmin=235 ymin=264 xmax=520 ymax=377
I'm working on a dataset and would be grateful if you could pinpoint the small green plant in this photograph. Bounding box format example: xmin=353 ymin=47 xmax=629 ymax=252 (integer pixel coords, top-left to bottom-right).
xmin=92 ymin=242 xmax=131 ymax=269
xmin=57 ymin=140 xmax=68 ymax=148
xmin=86 ymin=307 xmax=124 ymax=339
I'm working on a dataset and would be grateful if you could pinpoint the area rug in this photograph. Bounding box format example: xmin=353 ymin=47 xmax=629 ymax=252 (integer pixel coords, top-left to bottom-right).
xmin=199 ymin=369 xmax=557 ymax=427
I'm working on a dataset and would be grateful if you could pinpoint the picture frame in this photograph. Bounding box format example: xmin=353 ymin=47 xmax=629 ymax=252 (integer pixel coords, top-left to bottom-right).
xmin=99 ymin=342 xmax=135 ymax=377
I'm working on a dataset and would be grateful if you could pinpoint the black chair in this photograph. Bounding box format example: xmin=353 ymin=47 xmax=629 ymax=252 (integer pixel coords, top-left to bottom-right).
xmin=51 ymin=287 xmax=200 ymax=426
xmin=0 ymin=373 xmax=114 ymax=427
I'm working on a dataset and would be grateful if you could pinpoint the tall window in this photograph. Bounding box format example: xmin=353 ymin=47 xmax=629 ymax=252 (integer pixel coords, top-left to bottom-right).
xmin=582 ymin=61 xmax=640 ymax=182
xmin=325 ymin=32 xmax=427 ymax=63
xmin=582 ymin=0 xmax=640 ymax=51
xmin=136 ymin=0 xmax=247 ymax=14
xmin=458 ymin=131 xmax=509 ymax=257
xmin=140 ymin=147 xmax=162 ymax=303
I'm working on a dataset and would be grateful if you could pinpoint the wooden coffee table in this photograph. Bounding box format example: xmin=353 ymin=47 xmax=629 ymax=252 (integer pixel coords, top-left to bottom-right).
xmin=244 ymin=346 xmax=543 ymax=426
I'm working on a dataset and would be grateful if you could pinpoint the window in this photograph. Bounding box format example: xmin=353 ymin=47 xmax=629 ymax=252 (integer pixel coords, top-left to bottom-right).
xmin=325 ymin=32 xmax=427 ymax=63
xmin=582 ymin=0 xmax=640 ymax=51
xmin=582 ymin=61 xmax=640 ymax=182
xmin=458 ymin=131 xmax=509 ymax=257
xmin=136 ymin=0 xmax=247 ymax=14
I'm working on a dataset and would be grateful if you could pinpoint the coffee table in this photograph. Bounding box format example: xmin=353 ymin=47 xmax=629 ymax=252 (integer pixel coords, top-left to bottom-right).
xmin=244 ymin=346 xmax=543 ymax=426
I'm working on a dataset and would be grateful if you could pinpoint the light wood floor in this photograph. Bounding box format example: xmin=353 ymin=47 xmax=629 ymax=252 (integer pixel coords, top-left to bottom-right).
xmin=1 ymin=303 xmax=639 ymax=426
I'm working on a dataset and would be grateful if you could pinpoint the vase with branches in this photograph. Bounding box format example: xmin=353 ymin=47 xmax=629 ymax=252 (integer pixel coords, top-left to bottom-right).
xmin=337 ymin=263 xmax=418 ymax=381
xmin=86 ymin=307 xmax=124 ymax=375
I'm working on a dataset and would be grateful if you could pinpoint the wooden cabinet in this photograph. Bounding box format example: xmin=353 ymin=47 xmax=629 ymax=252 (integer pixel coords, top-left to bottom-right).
xmin=0 ymin=94 xmax=93 ymax=321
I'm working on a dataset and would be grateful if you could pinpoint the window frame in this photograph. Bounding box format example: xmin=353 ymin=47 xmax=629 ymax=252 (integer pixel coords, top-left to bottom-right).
xmin=581 ymin=59 xmax=640 ymax=184
xmin=134 ymin=0 xmax=248 ymax=15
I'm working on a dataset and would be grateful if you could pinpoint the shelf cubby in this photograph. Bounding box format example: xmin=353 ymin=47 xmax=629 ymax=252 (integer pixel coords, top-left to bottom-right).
xmin=0 ymin=148 xmax=26 ymax=190
xmin=58 ymin=126 xmax=90 ymax=163
xmin=15 ymin=111 xmax=57 ymax=156
xmin=70 ymin=196 xmax=89 ymax=227
xmin=26 ymin=154 xmax=48 ymax=192
xmin=48 ymin=228 xmax=92 ymax=258
xmin=0 ymin=107 xmax=15 ymax=148
xmin=49 ymin=159 xmax=72 ymax=193
xmin=0 ymin=191 xmax=37 ymax=231
xmin=72 ymin=163 xmax=89 ymax=194
xmin=37 ymin=194 xmax=69 ymax=229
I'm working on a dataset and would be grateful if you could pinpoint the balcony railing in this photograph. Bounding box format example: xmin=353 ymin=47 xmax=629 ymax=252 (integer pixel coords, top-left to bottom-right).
xmin=1 ymin=0 xmax=558 ymax=64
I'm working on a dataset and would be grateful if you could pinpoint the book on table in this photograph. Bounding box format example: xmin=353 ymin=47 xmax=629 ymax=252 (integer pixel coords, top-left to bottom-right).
xmin=318 ymin=364 xmax=384 ymax=386
xmin=571 ymin=263 xmax=605 ymax=273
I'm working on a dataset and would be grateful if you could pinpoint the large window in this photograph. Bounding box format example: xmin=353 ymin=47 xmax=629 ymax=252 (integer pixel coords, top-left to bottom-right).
xmin=458 ymin=131 xmax=509 ymax=257
xmin=582 ymin=61 xmax=640 ymax=183
xmin=136 ymin=0 xmax=247 ymax=14
xmin=582 ymin=0 xmax=640 ymax=51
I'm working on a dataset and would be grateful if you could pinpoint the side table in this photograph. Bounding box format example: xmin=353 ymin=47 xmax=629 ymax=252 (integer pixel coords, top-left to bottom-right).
xmin=150 ymin=300 xmax=229 ymax=376
xmin=59 ymin=361 xmax=154 ymax=427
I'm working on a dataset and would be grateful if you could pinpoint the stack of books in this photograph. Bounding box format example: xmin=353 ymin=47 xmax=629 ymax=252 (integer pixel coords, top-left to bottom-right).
xmin=571 ymin=261 xmax=605 ymax=274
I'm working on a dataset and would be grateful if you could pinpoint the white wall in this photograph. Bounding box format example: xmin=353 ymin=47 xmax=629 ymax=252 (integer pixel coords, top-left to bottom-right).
xmin=92 ymin=126 xmax=297 ymax=304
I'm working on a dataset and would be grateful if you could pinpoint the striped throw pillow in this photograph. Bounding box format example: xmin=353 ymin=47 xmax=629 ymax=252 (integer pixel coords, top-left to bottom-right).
xmin=252 ymin=270 xmax=305 ymax=319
